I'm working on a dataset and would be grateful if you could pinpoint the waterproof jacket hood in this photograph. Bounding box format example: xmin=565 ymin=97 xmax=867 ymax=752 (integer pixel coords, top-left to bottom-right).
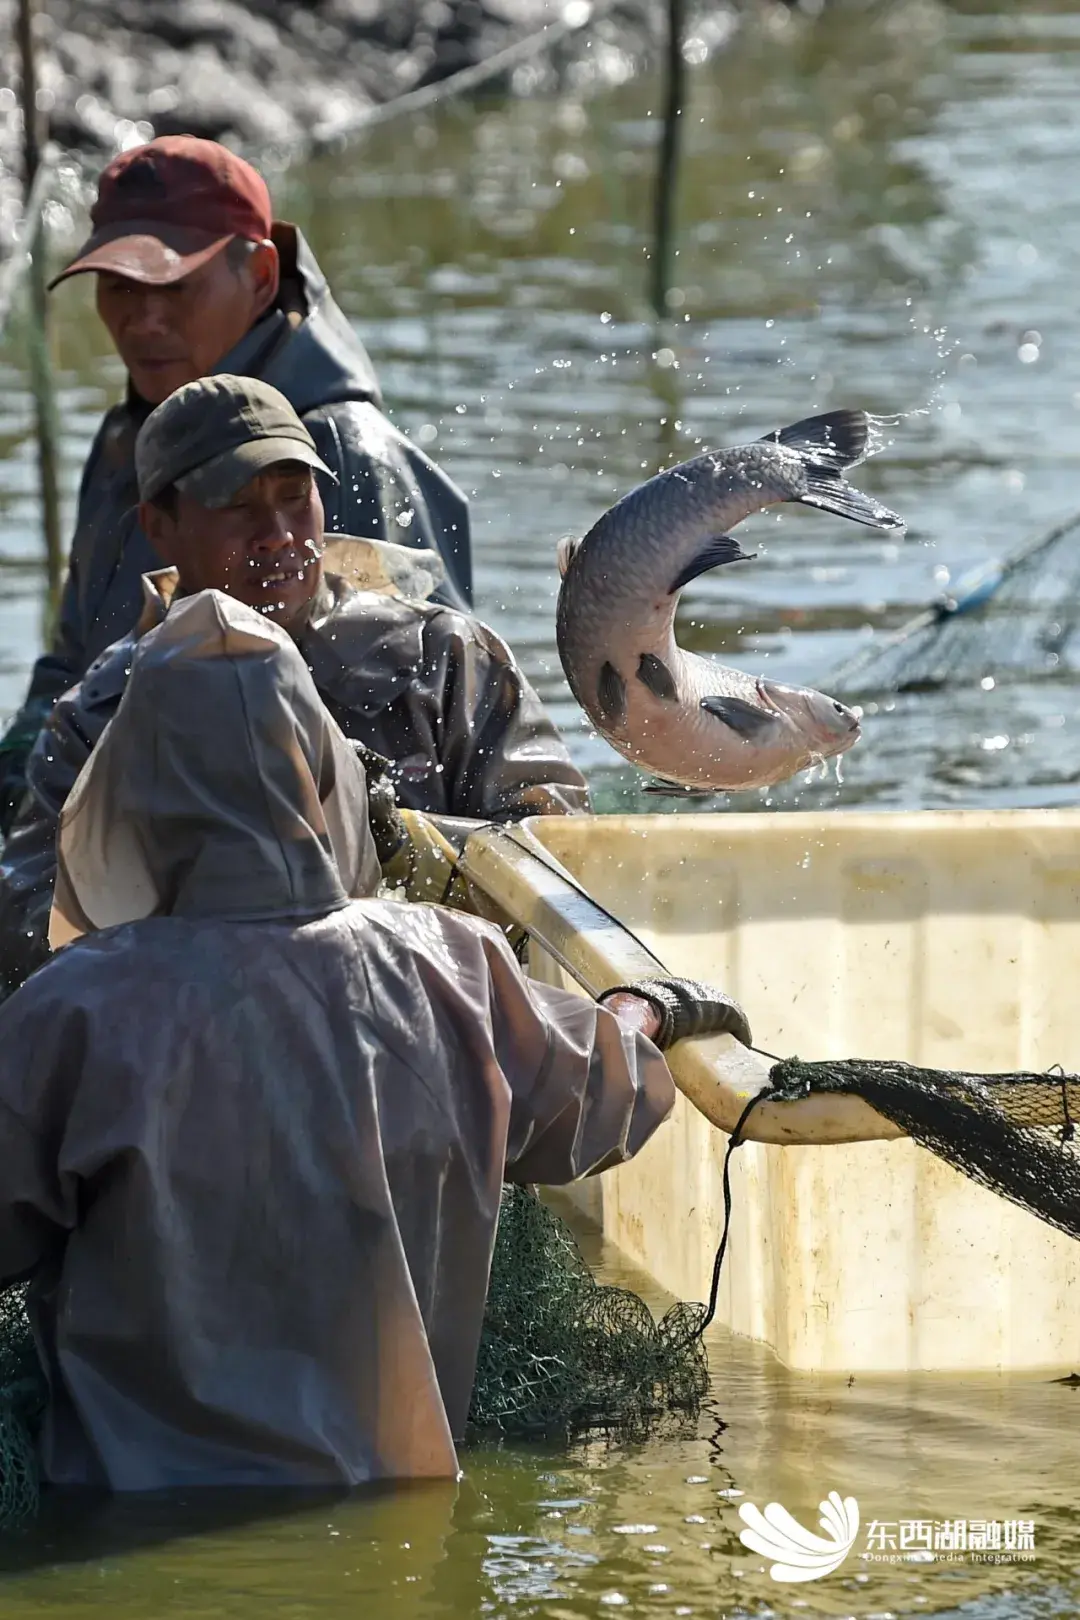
xmin=219 ymin=224 xmax=382 ymax=417
xmin=50 ymin=591 xmax=381 ymax=947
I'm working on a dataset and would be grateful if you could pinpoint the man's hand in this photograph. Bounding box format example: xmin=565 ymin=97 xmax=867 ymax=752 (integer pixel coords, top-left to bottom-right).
xmin=601 ymin=991 xmax=663 ymax=1043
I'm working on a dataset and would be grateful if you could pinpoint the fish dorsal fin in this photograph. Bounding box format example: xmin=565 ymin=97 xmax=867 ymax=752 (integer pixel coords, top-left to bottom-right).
xmin=701 ymin=693 xmax=777 ymax=739
xmin=669 ymin=535 xmax=753 ymax=595
xmin=556 ymin=535 xmax=582 ymax=578
xmin=758 ymin=409 xmax=871 ymax=471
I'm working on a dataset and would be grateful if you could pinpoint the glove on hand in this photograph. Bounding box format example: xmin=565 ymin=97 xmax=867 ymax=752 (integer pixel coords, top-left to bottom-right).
xmin=348 ymin=741 xmax=408 ymax=866
xmin=598 ymin=976 xmax=752 ymax=1052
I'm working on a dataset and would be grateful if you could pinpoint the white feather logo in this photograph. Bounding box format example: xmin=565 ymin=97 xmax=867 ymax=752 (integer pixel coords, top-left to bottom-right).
xmin=737 ymin=1490 xmax=860 ymax=1582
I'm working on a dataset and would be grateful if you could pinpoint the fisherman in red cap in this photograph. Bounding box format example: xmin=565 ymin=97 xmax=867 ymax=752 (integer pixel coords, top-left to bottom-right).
xmin=0 ymin=136 xmax=474 ymax=828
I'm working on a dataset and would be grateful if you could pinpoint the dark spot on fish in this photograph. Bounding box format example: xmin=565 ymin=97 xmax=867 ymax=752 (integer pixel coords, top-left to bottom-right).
xmin=597 ymin=661 xmax=627 ymax=727
xmin=636 ymin=652 xmax=678 ymax=702
xmin=700 ymin=694 xmax=777 ymax=739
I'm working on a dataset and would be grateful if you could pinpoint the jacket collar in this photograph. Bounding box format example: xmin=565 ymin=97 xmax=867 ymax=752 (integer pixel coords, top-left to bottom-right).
xmin=129 ymin=565 xmax=426 ymax=719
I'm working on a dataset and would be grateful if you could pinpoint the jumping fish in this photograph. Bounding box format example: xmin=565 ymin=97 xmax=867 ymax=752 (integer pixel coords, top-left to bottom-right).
xmin=555 ymin=409 xmax=904 ymax=793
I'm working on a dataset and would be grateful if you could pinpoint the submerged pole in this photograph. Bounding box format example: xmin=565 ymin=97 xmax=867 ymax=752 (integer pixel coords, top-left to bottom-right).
xmin=16 ymin=0 xmax=63 ymax=635
xmin=650 ymin=0 xmax=687 ymax=322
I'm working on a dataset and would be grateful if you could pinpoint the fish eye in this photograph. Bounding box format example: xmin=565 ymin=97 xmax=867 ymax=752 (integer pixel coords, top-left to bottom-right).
xmin=833 ymin=701 xmax=845 ymax=713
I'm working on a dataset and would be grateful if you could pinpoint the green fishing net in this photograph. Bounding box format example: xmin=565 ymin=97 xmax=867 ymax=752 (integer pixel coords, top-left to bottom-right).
xmin=0 ymin=1284 xmax=44 ymax=1528
xmin=468 ymin=1184 xmax=709 ymax=1442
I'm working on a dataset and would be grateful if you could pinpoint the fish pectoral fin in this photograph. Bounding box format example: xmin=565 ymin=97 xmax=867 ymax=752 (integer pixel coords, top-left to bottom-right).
xmin=642 ymin=776 xmax=715 ymax=797
xmin=669 ymin=535 xmax=753 ymax=594
xmin=700 ymin=694 xmax=778 ymax=739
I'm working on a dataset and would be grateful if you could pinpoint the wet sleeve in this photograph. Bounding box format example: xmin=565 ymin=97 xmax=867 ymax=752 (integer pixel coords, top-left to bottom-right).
xmin=303 ymin=403 xmax=473 ymax=611
xmin=0 ymin=682 xmax=105 ymax=1000
xmin=481 ymin=933 xmax=675 ymax=1183
xmin=431 ymin=614 xmax=591 ymax=822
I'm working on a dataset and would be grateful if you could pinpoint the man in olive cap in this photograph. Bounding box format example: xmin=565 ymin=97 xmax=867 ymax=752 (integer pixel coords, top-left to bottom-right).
xmin=0 ymin=374 xmax=588 ymax=1000
xmin=0 ymin=135 xmax=473 ymax=829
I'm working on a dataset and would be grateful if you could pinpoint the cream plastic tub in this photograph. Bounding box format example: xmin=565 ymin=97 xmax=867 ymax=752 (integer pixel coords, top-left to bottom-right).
xmin=518 ymin=810 xmax=1080 ymax=1376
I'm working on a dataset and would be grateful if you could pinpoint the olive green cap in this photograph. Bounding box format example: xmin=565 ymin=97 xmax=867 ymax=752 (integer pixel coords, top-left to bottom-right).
xmin=135 ymin=374 xmax=335 ymax=508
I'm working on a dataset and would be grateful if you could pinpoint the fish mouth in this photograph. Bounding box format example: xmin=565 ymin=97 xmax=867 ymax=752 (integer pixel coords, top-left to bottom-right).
xmin=757 ymin=677 xmax=861 ymax=747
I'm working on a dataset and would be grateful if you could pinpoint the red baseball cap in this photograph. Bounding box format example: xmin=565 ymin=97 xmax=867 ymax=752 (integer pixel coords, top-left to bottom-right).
xmin=49 ymin=135 xmax=273 ymax=290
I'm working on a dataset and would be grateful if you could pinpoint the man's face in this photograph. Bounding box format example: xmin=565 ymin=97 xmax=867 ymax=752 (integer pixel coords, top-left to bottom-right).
xmin=96 ymin=245 xmax=275 ymax=406
xmin=141 ymin=463 xmax=326 ymax=632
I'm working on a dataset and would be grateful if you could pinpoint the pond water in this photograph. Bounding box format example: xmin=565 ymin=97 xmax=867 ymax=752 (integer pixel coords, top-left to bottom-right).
xmin=0 ymin=1208 xmax=1077 ymax=1619
xmin=5 ymin=0 xmax=1080 ymax=813
xmin=1 ymin=0 xmax=1079 ymax=1613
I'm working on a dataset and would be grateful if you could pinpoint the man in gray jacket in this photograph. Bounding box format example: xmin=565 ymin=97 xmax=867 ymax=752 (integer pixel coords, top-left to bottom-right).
xmin=0 ymin=375 xmax=587 ymax=999
xmin=0 ymin=134 xmax=473 ymax=828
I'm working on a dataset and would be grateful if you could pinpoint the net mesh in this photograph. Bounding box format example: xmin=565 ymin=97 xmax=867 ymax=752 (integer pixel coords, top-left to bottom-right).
xmin=826 ymin=513 xmax=1080 ymax=697
xmin=468 ymin=1184 xmax=709 ymax=1442
xmin=767 ymin=1057 xmax=1080 ymax=1242
xmin=0 ymin=1285 xmax=43 ymax=1528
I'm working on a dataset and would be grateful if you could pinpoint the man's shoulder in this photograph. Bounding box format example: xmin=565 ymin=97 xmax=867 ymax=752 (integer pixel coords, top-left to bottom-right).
xmin=57 ymin=633 xmax=136 ymax=718
xmin=0 ymin=925 xmax=139 ymax=1020
xmin=1 ymin=918 xmax=216 ymax=1026
xmin=316 ymin=578 xmax=516 ymax=667
xmin=300 ymin=398 xmax=400 ymax=464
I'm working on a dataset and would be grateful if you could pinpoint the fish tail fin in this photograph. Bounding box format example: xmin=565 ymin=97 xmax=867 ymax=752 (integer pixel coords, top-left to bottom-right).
xmin=799 ymin=471 xmax=905 ymax=531
xmin=761 ymin=409 xmax=906 ymax=532
xmin=760 ymin=409 xmax=872 ymax=471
